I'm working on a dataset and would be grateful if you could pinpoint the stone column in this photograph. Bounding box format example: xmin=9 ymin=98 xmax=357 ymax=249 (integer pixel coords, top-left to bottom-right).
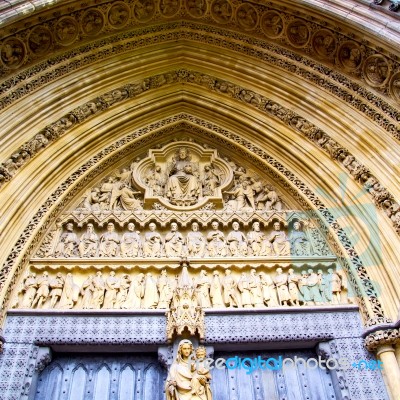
xmin=376 ymin=345 xmax=400 ymax=400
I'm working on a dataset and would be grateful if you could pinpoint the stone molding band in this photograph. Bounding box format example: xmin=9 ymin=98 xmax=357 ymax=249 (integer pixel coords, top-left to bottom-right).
xmin=0 ymin=114 xmax=387 ymax=331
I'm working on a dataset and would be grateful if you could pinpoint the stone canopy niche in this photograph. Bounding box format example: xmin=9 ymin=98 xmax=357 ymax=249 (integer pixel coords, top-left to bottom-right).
xmin=133 ymin=142 xmax=233 ymax=210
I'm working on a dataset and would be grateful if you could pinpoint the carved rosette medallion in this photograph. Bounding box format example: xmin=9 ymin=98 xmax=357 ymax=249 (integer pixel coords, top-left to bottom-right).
xmin=159 ymin=0 xmax=181 ymax=17
xmin=260 ymin=11 xmax=284 ymax=39
xmin=54 ymin=17 xmax=79 ymax=45
xmin=338 ymin=41 xmax=363 ymax=72
xmin=81 ymin=9 xmax=105 ymax=36
xmin=108 ymin=2 xmax=131 ymax=28
xmin=210 ymin=0 xmax=233 ymax=24
xmin=389 ymin=71 xmax=400 ymax=103
xmin=312 ymin=29 xmax=337 ymax=60
xmin=286 ymin=20 xmax=310 ymax=48
xmin=236 ymin=4 xmax=258 ymax=31
xmin=186 ymin=0 xmax=208 ymax=18
xmin=133 ymin=0 xmax=157 ymax=22
xmin=0 ymin=38 xmax=25 ymax=69
xmin=363 ymin=55 xmax=390 ymax=87
xmin=28 ymin=26 xmax=53 ymax=57
xmin=133 ymin=141 xmax=232 ymax=209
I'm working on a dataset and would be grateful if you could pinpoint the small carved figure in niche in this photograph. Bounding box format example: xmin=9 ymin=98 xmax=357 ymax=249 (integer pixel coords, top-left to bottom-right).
xmin=237 ymin=4 xmax=257 ymax=29
xmin=92 ymin=271 xmax=106 ymax=309
xmin=187 ymin=222 xmax=206 ymax=257
xmin=187 ymin=0 xmax=207 ymax=17
xmin=325 ymin=268 xmax=343 ymax=304
xmin=55 ymin=17 xmax=78 ymax=44
xmin=287 ymin=21 xmax=309 ymax=47
xmin=313 ymin=30 xmax=336 ymax=58
xmin=238 ymin=272 xmax=252 ymax=308
xmin=58 ymin=273 xmax=79 ymax=309
xmin=1 ymin=39 xmax=24 ymax=68
xmin=261 ymin=11 xmax=283 ymax=37
xmin=103 ymin=271 xmax=120 ymax=309
xmin=306 ymin=269 xmax=324 ymax=305
xmin=257 ymin=185 xmax=283 ymax=211
xmin=210 ymin=271 xmax=224 ymax=308
xmin=250 ymin=177 xmax=264 ymax=209
xmin=81 ymin=275 xmax=94 ymax=309
xmin=134 ymin=0 xmax=155 ymax=21
xmin=31 ymin=272 xmax=50 ymax=308
xmin=196 ymin=270 xmax=211 ymax=308
xmin=28 ymin=27 xmax=52 ymax=55
xmin=226 ymin=221 xmax=248 ymax=256
xmin=145 ymin=164 xmax=165 ymax=196
xmin=143 ymin=272 xmax=159 ymax=309
xmin=249 ymin=269 xmax=264 ymax=307
xmin=273 ymin=268 xmax=290 ymax=306
xmin=55 ymin=223 xmax=79 ymax=257
xmin=259 ymin=272 xmax=278 ymax=307
xmin=222 ymin=269 xmax=241 ymax=308
xmin=143 ymin=222 xmax=163 ymax=257
xmin=202 ymin=164 xmax=221 ymax=196
xmin=78 ymin=223 xmax=99 ymax=257
xmin=207 ymin=221 xmax=227 ymax=257
xmin=20 ymin=273 xmax=37 ymax=308
xmin=289 ymin=221 xmax=312 ymax=256
xmin=247 ymin=221 xmax=271 ymax=256
xmin=82 ymin=10 xmax=103 ymax=35
xmin=160 ymin=0 xmax=179 ymax=16
xmin=165 ymin=222 xmax=184 ymax=257
xmin=123 ymin=273 xmax=145 ymax=309
xmin=225 ymin=179 xmax=255 ymax=211
xmin=211 ymin=0 xmax=232 ymax=22
xmin=49 ymin=272 xmax=64 ymax=308
xmin=287 ymin=269 xmax=301 ymax=306
xmin=120 ymin=222 xmax=141 ymax=257
xmin=268 ymin=222 xmax=290 ymax=256
xmin=99 ymin=222 xmax=120 ymax=257
xmin=298 ymin=270 xmax=310 ymax=304
xmin=165 ymin=147 xmax=201 ymax=205
xmin=339 ymin=43 xmax=362 ymax=69
xmin=157 ymin=270 xmax=173 ymax=309
xmin=108 ymin=3 xmax=129 ymax=27
xmin=114 ymin=274 xmax=131 ymax=309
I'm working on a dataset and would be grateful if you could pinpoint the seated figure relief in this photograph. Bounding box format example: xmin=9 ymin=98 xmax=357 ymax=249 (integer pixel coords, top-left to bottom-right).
xmin=165 ymin=147 xmax=202 ymax=206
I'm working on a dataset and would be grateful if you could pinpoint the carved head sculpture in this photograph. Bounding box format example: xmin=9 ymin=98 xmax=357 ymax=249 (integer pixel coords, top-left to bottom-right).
xmin=307 ymin=269 xmax=314 ymax=274
xmin=293 ymin=221 xmax=301 ymax=230
xmin=177 ymin=147 xmax=189 ymax=161
xmin=176 ymin=339 xmax=193 ymax=361
xmin=127 ymin=222 xmax=135 ymax=231
xmin=252 ymin=221 xmax=260 ymax=231
xmin=87 ymin=223 xmax=94 ymax=232
xmin=327 ymin=268 xmax=333 ymax=274
xmin=211 ymin=221 xmax=219 ymax=230
xmin=66 ymin=223 xmax=74 ymax=231
xmin=191 ymin=222 xmax=199 ymax=231
xmin=273 ymin=221 xmax=281 ymax=231
xmin=149 ymin=222 xmax=157 ymax=231
xmin=276 ymin=268 xmax=283 ymax=274
xmin=195 ymin=346 xmax=207 ymax=359
xmin=225 ymin=269 xmax=231 ymax=276
xmin=107 ymin=222 xmax=115 ymax=232
xmin=170 ymin=222 xmax=178 ymax=232
xmin=250 ymin=269 xmax=256 ymax=276
xmin=232 ymin=221 xmax=240 ymax=231
xmin=288 ymin=268 xmax=294 ymax=274
xmin=317 ymin=269 xmax=323 ymax=275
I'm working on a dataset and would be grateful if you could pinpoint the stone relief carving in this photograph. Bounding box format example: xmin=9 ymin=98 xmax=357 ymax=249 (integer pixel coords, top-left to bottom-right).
xmin=165 ymin=340 xmax=212 ymax=399
xmin=54 ymin=16 xmax=79 ymax=45
xmin=81 ymin=9 xmax=105 ymax=36
xmin=260 ymin=11 xmax=284 ymax=38
xmin=338 ymin=41 xmax=363 ymax=71
xmin=108 ymin=2 xmax=131 ymax=28
xmin=286 ymin=20 xmax=310 ymax=48
xmin=0 ymin=116 xmax=386 ymax=332
xmin=28 ymin=26 xmax=52 ymax=57
xmin=236 ymin=4 xmax=258 ymax=31
xmin=14 ymin=265 xmax=347 ymax=311
xmin=312 ymin=29 xmax=337 ymax=60
xmin=0 ymin=38 xmax=25 ymax=69
xmin=363 ymin=55 xmax=390 ymax=87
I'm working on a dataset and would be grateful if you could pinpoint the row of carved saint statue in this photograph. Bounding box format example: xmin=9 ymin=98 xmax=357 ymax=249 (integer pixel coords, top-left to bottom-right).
xmin=53 ymin=220 xmax=314 ymax=258
xmin=16 ymin=267 xmax=345 ymax=310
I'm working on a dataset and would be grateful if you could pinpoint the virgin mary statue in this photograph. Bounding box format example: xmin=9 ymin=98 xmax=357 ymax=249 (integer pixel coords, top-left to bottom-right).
xmin=165 ymin=339 xmax=212 ymax=400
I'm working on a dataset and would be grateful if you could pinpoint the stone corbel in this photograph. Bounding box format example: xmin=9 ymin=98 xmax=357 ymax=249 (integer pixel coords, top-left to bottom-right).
xmin=316 ymin=341 xmax=350 ymax=400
